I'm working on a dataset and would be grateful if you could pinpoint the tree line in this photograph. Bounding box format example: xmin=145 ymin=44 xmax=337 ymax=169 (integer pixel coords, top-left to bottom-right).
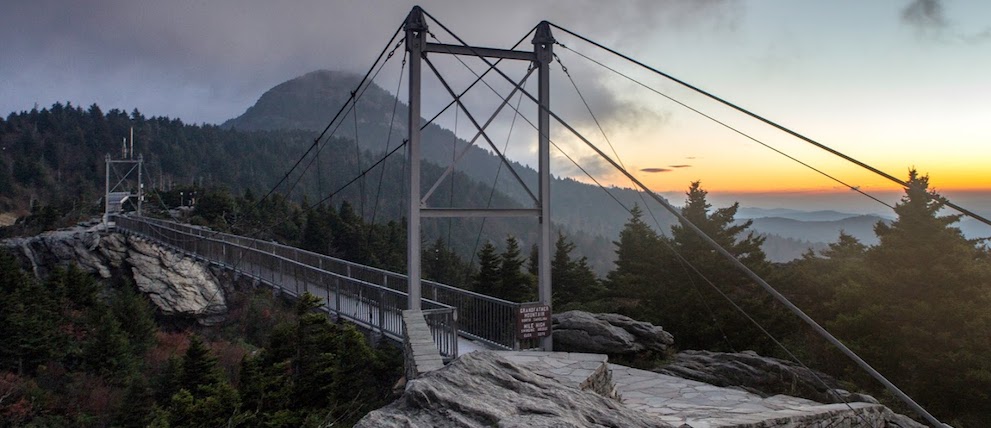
xmin=0 ymin=247 xmax=402 ymax=427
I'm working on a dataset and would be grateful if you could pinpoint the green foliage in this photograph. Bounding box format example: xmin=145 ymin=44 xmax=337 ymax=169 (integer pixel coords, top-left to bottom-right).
xmin=605 ymin=204 xmax=663 ymax=304
xmin=778 ymin=170 xmax=991 ymax=426
xmin=0 ymin=252 xmax=62 ymax=374
xmin=498 ymin=235 xmax=534 ymax=302
xmin=551 ymin=233 xmax=604 ymax=309
xmin=423 ymin=237 xmax=470 ymax=287
xmin=472 ymin=241 xmax=501 ymax=294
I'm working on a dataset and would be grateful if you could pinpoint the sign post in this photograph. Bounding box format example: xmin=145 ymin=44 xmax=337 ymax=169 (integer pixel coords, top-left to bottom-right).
xmin=517 ymin=303 xmax=551 ymax=341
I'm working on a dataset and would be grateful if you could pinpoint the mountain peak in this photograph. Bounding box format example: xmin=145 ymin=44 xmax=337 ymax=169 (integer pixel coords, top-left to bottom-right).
xmin=222 ymin=69 xmax=391 ymax=132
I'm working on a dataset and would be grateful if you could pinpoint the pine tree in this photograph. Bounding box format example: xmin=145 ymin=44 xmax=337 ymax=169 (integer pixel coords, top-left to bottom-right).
xmin=832 ymin=170 xmax=991 ymax=423
xmin=650 ymin=182 xmax=782 ymax=352
xmin=472 ymin=241 xmax=501 ymax=294
xmin=499 ymin=235 xmax=533 ymax=302
xmin=605 ymin=204 xmax=662 ymax=303
xmin=552 ymin=232 xmax=602 ymax=308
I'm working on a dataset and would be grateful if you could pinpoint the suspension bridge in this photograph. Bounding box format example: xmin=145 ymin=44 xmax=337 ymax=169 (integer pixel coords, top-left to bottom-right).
xmin=100 ymin=6 xmax=989 ymax=426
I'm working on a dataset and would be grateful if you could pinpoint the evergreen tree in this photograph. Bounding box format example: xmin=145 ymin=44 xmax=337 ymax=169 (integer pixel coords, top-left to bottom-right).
xmin=605 ymin=204 xmax=662 ymax=304
xmin=110 ymin=285 xmax=157 ymax=356
xmin=472 ymin=241 xmax=501 ymax=294
xmin=300 ymin=204 xmax=336 ymax=256
xmin=423 ymin=237 xmax=463 ymax=286
xmin=551 ymin=232 xmax=602 ymax=308
xmin=648 ymin=182 xmax=784 ymax=352
xmin=81 ymin=311 xmax=135 ymax=382
xmin=829 ymin=170 xmax=991 ymax=424
xmin=0 ymin=252 xmax=62 ymax=374
xmin=178 ymin=335 xmax=223 ymax=398
xmin=499 ymin=235 xmax=534 ymax=302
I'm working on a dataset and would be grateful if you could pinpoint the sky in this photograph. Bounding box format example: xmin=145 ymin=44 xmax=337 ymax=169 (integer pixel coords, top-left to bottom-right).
xmin=2 ymin=0 xmax=989 ymax=216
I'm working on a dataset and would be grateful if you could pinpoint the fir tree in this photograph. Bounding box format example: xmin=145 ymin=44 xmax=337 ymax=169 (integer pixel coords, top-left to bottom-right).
xmin=472 ymin=241 xmax=501 ymax=294
xmin=499 ymin=235 xmax=533 ymax=302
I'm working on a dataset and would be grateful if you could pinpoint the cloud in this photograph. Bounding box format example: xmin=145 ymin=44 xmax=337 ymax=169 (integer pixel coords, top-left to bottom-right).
xmin=552 ymin=149 xmax=616 ymax=181
xmin=669 ymin=164 xmax=692 ymax=168
xmin=899 ymin=0 xmax=991 ymax=43
xmin=0 ymin=0 xmax=741 ymax=125
xmin=901 ymin=0 xmax=947 ymax=32
xmin=641 ymin=168 xmax=672 ymax=173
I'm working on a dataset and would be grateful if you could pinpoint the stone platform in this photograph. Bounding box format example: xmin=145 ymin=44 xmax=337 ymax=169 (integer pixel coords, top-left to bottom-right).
xmin=501 ymin=351 xmax=890 ymax=427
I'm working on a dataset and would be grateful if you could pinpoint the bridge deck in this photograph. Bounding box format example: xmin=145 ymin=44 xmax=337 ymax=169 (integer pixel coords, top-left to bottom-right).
xmin=111 ymin=215 xmax=507 ymax=358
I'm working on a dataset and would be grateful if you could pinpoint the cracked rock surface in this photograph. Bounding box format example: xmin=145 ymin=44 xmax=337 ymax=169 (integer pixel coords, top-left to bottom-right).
xmin=3 ymin=225 xmax=226 ymax=325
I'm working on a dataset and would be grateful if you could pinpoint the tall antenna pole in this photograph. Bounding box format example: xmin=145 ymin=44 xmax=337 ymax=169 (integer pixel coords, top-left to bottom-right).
xmin=405 ymin=6 xmax=427 ymax=311
xmin=534 ymin=21 xmax=555 ymax=351
xmin=104 ymin=154 xmax=111 ymax=226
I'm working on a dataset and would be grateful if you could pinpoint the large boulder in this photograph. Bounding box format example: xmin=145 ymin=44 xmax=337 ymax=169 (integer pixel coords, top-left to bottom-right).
xmin=2 ymin=224 xmax=226 ymax=325
xmin=657 ymin=350 xmax=877 ymax=405
xmin=552 ymin=311 xmax=674 ymax=356
xmin=126 ymin=236 xmax=227 ymax=324
xmin=355 ymin=351 xmax=671 ymax=428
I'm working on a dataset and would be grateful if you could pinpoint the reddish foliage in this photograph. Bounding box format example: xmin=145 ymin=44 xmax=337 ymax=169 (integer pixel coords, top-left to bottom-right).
xmin=208 ymin=340 xmax=249 ymax=385
xmin=2 ymin=397 xmax=33 ymax=423
xmin=0 ymin=372 xmax=36 ymax=423
xmin=66 ymin=373 xmax=114 ymax=416
xmin=145 ymin=330 xmax=192 ymax=370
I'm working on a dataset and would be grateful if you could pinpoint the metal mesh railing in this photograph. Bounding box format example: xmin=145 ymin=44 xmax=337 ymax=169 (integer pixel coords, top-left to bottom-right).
xmin=110 ymin=215 xmax=519 ymax=353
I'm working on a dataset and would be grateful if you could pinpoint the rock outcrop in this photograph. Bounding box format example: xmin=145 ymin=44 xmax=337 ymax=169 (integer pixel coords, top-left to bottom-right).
xmin=656 ymin=350 xmax=877 ymax=405
xmin=2 ymin=224 xmax=226 ymax=325
xmin=355 ymin=351 xmax=672 ymax=428
xmin=552 ymin=310 xmax=674 ymax=356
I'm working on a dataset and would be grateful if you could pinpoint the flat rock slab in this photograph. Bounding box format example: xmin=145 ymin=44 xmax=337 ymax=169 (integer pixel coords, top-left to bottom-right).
xmin=610 ymin=364 xmax=888 ymax=427
xmin=499 ymin=351 xmax=615 ymax=397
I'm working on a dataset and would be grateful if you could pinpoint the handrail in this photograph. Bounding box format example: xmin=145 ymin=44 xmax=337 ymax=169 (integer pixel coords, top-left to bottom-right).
xmin=115 ymin=215 xmax=523 ymax=350
xmin=111 ymin=215 xmax=461 ymax=357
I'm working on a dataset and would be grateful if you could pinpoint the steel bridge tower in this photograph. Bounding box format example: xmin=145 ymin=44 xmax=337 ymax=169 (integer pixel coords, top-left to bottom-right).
xmin=404 ymin=7 xmax=555 ymax=351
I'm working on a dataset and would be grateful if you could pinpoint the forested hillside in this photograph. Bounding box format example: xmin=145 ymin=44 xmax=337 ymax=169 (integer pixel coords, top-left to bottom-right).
xmin=222 ymin=69 xmax=678 ymax=242
xmin=583 ymin=175 xmax=991 ymax=427
xmin=0 ymin=251 xmax=402 ymax=426
xmin=0 ymin=101 xmax=621 ymax=270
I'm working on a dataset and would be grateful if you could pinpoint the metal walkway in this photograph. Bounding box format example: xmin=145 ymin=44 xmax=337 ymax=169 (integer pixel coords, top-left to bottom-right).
xmin=112 ymin=215 xmax=524 ymax=359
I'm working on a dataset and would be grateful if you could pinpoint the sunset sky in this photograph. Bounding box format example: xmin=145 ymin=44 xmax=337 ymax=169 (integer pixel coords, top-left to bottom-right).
xmin=2 ymin=0 xmax=988 ymax=212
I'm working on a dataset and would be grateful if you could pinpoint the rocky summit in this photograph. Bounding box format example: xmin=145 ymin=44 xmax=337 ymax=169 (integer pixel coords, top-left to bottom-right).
xmin=355 ymin=351 xmax=673 ymax=428
xmin=2 ymin=224 xmax=227 ymax=325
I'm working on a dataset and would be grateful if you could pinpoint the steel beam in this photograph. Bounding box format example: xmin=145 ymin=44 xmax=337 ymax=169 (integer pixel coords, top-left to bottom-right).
xmin=421 ymin=208 xmax=540 ymax=218
xmin=406 ymin=6 xmax=427 ymax=311
xmin=424 ymin=43 xmax=535 ymax=61
xmin=534 ymin=21 xmax=554 ymax=351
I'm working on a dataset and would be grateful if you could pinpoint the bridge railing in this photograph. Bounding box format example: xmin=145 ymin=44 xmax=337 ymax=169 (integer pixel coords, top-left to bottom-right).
xmin=116 ymin=215 xmax=523 ymax=350
xmin=110 ymin=215 xmax=460 ymax=358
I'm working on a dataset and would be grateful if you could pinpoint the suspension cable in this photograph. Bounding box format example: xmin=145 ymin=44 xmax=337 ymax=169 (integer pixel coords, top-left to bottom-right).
xmin=420 ymin=26 xmax=538 ymax=131
xmin=282 ymin=38 xmax=405 ymax=203
xmin=260 ymin=23 xmax=405 ymax=204
xmin=549 ymin=22 xmax=989 ymax=231
xmin=552 ymin=57 xmax=875 ymax=425
xmin=555 ymin=43 xmax=895 ymax=211
xmin=370 ymin=51 xmax=408 ymax=228
xmin=554 ymin=54 xmax=740 ymax=353
xmin=419 ymin=11 xmax=941 ymax=426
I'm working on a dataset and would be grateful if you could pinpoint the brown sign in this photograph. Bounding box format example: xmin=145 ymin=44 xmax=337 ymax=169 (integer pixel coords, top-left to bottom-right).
xmin=517 ymin=303 xmax=551 ymax=339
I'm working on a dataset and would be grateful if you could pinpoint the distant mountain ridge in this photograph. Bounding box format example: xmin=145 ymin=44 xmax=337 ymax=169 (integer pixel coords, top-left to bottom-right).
xmin=222 ymin=70 xmax=676 ymax=243
xmin=744 ymin=215 xmax=887 ymax=246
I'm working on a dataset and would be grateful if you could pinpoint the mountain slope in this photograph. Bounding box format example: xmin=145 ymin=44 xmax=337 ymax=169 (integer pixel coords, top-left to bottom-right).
xmin=223 ymin=70 xmax=675 ymax=241
xmin=745 ymin=215 xmax=887 ymax=246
